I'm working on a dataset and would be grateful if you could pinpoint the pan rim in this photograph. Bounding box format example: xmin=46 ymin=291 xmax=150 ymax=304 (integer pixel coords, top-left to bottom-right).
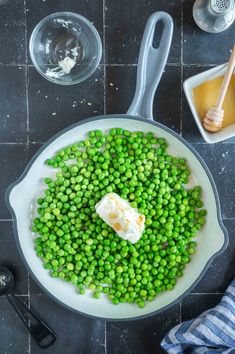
xmin=5 ymin=114 xmax=229 ymax=321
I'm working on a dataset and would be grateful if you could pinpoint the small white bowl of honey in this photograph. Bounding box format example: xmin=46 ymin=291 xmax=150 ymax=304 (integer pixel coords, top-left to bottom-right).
xmin=183 ymin=64 xmax=235 ymax=143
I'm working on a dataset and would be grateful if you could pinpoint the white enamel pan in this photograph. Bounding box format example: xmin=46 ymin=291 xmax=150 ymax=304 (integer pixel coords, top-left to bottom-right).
xmin=6 ymin=12 xmax=228 ymax=320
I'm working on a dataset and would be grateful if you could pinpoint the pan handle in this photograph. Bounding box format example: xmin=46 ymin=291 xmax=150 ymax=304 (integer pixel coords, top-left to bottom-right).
xmin=127 ymin=11 xmax=173 ymax=121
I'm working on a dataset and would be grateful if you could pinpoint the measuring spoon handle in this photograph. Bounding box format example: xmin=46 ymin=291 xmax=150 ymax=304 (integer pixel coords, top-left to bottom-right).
xmin=7 ymin=292 xmax=56 ymax=349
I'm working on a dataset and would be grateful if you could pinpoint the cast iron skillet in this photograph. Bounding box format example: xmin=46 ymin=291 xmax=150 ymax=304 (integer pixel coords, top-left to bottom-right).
xmin=6 ymin=12 xmax=228 ymax=320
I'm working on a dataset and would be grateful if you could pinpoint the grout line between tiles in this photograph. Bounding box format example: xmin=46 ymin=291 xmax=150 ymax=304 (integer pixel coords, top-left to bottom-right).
xmin=28 ymin=330 xmax=31 ymax=354
xmin=0 ymin=63 xmax=26 ymax=67
xmin=0 ymin=142 xmax=27 ymax=145
xmin=181 ymin=0 xmax=184 ymax=66
xmin=0 ymin=62 xmax=220 ymax=67
xmin=103 ymin=0 xmax=106 ymax=115
xmin=222 ymin=217 xmax=235 ymax=220
xmin=24 ymin=0 xmax=29 ymax=145
xmin=179 ymin=302 xmax=182 ymax=323
xmin=167 ymin=63 xmax=181 ymax=66
xmin=0 ymin=294 xmax=31 ymax=298
xmin=28 ymin=277 xmax=31 ymax=354
xmin=183 ymin=63 xmax=217 ymax=67
xmin=180 ymin=0 xmax=183 ymax=136
xmin=102 ymin=63 xmax=218 ymax=67
xmin=28 ymin=332 xmax=31 ymax=354
xmin=24 ymin=0 xmax=28 ymax=66
xmin=28 ymin=273 xmax=30 ymax=300
xmin=191 ymin=141 xmax=235 ymax=145
xmin=28 ymin=275 xmax=31 ymax=354
xmin=104 ymin=321 xmax=107 ymax=354
xmin=180 ymin=65 xmax=183 ymax=137
xmin=105 ymin=63 xmax=137 ymax=67
xmin=26 ymin=290 xmax=30 ymax=354
xmin=190 ymin=292 xmax=224 ymax=295
xmin=29 ymin=141 xmax=43 ymax=145
xmin=104 ymin=64 xmax=107 ymax=114
xmin=25 ymin=66 xmax=29 ymax=144
xmin=25 ymin=13 xmax=31 ymax=337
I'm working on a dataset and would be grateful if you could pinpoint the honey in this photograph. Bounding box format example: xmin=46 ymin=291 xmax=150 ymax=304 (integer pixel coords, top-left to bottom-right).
xmin=193 ymin=74 xmax=235 ymax=128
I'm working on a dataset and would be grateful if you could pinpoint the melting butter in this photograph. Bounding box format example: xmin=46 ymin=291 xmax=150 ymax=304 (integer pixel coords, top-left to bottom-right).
xmin=193 ymin=74 xmax=235 ymax=128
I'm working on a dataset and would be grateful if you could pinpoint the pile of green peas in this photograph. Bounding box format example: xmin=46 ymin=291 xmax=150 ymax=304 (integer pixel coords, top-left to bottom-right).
xmin=32 ymin=128 xmax=207 ymax=308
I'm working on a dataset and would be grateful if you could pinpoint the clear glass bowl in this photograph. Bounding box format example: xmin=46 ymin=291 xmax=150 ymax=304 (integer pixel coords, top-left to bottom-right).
xmin=29 ymin=12 xmax=102 ymax=85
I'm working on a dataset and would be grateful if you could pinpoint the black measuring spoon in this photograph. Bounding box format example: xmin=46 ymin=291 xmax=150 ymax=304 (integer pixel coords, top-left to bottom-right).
xmin=0 ymin=266 xmax=56 ymax=349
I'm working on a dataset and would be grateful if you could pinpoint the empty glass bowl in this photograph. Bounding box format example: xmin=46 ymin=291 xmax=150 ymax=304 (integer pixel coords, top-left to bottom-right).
xmin=29 ymin=12 xmax=102 ymax=85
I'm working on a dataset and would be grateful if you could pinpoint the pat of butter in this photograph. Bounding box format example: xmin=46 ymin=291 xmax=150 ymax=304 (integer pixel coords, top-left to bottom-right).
xmin=95 ymin=193 xmax=145 ymax=244
xmin=58 ymin=56 xmax=76 ymax=74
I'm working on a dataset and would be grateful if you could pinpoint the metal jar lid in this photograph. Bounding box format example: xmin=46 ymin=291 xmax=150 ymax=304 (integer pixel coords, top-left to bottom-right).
xmin=193 ymin=0 xmax=235 ymax=33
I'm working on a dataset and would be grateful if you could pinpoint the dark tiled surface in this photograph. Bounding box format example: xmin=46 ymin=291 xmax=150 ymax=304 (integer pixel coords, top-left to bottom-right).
xmin=28 ymin=142 xmax=43 ymax=159
xmin=189 ymin=218 xmax=235 ymax=293
xmin=0 ymin=0 xmax=25 ymax=65
xmin=0 ymin=0 xmax=235 ymax=353
xmin=27 ymin=143 xmax=46 ymax=295
xmin=105 ymin=0 xmax=181 ymax=64
xmin=0 ymin=144 xmax=28 ymax=219
xmin=30 ymin=294 xmax=105 ymax=354
xmin=107 ymin=304 xmax=180 ymax=354
xmin=193 ymin=144 xmax=235 ymax=219
xmin=28 ymin=65 xmax=104 ymax=142
xmin=0 ymin=221 xmax=29 ymax=294
xmin=183 ymin=0 xmax=235 ymax=65
xmin=29 ymin=273 xmax=45 ymax=295
xmin=154 ymin=65 xmax=181 ymax=133
xmin=182 ymin=294 xmax=222 ymax=321
xmin=106 ymin=65 xmax=181 ymax=132
xmin=0 ymin=66 xmax=27 ymax=143
xmin=23 ymin=142 xmax=46 ymax=295
xmin=0 ymin=296 xmax=29 ymax=354
xmin=106 ymin=65 xmax=136 ymax=114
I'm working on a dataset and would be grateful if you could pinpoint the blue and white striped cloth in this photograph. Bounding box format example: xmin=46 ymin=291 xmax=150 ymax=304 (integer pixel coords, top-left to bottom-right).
xmin=161 ymin=280 xmax=235 ymax=354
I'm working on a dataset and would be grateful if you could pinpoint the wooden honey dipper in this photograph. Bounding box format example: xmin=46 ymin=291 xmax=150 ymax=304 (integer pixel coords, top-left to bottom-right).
xmin=203 ymin=45 xmax=235 ymax=133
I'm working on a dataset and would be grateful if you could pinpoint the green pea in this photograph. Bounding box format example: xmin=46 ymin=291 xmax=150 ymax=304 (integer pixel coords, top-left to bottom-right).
xmin=34 ymin=128 xmax=206 ymax=308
